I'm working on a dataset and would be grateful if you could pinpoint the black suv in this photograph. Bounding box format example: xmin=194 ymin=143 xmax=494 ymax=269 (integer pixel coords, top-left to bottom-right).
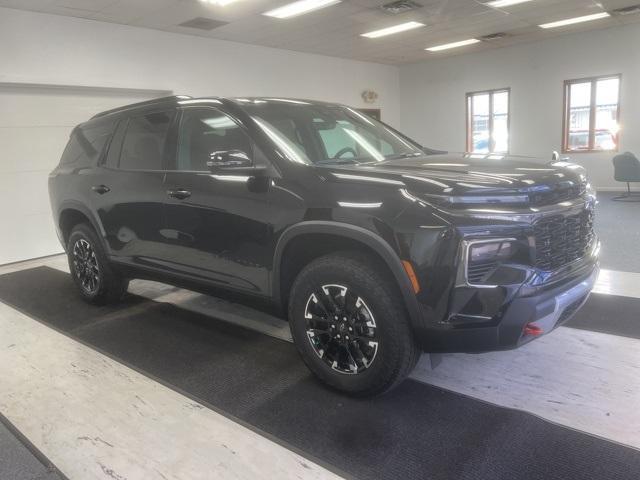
xmin=49 ymin=96 xmax=599 ymax=396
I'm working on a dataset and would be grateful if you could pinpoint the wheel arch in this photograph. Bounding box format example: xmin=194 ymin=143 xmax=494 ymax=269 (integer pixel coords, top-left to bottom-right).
xmin=272 ymin=221 xmax=423 ymax=329
xmin=57 ymin=202 xmax=107 ymax=252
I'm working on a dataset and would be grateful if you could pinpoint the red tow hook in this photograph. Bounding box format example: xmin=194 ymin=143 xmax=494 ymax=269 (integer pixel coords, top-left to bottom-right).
xmin=524 ymin=323 xmax=544 ymax=337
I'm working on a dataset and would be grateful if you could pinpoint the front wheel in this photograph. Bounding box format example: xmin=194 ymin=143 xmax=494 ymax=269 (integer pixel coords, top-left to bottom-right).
xmin=67 ymin=223 xmax=128 ymax=305
xmin=288 ymin=252 xmax=420 ymax=396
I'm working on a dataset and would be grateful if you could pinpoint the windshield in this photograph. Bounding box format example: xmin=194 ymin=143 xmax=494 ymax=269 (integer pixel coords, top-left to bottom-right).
xmin=237 ymin=99 xmax=425 ymax=165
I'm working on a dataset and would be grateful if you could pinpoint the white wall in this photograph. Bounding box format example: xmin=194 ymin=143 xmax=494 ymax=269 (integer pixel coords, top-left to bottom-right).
xmin=0 ymin=7 xmax=400 ymax=124
xmin=0 ymin=86 xmax=166 ymax=265
xmin=399 ymin=24 xmax=640 ymax=190
xmin=0 ymin=6 xmax=400 ymax=264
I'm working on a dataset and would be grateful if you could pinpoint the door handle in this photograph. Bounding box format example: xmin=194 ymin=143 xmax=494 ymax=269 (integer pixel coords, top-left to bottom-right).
xmin=167 ymin=189 xmax=191 ymax=200
xmin=92 ymin=185 xmax=110 ymax=194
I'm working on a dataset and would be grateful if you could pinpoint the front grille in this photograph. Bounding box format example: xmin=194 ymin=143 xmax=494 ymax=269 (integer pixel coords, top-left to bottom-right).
xmin=533 ymin=208 xmax=595 ymax=271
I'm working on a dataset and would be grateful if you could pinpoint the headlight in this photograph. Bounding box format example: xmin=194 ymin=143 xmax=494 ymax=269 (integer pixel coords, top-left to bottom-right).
xmin=469 ymin=241 xmax=515 ymax=264
xmin=465 ymin=239 xmax=518 ymax=285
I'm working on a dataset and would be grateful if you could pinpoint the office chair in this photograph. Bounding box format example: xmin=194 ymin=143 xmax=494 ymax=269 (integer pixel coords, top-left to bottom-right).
xmin=612 ymin=152 xmax=640 ymax=201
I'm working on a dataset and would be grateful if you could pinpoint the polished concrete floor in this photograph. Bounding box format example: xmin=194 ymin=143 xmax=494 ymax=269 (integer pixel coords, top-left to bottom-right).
xmin=594 ymin=192 xmax=640 ymax=273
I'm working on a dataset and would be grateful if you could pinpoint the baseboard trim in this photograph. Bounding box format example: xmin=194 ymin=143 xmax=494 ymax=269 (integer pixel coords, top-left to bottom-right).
xmin=596 ymin=187 xmax=632 ymax=192
xmin=0 ymin=251 xmax=65 ymax=268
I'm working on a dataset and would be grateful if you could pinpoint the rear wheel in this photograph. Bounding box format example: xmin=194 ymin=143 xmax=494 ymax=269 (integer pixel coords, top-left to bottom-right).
xmin=288 ymin=252 xmax=420 ymax=396
xmin=67 ymin=223 xmax=128 ymax=305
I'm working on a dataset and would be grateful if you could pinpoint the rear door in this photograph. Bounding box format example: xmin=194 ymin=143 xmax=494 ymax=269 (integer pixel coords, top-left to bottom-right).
xmin=161 ymin=106 xmax=275 ymax=295
xmin=93 ymin=109 xmax=177 ymax=267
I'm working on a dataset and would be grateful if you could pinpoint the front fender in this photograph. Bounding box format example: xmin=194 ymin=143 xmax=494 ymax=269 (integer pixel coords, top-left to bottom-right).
xmin=271 ymin=220 xmax=426 ymax=332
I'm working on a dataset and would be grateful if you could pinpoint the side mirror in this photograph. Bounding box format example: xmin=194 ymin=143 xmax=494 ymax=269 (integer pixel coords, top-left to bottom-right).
xmin=207 ymin=150 xmax=252 ymax=171
xmin=551 ymin=151 xmax=560 ymax=162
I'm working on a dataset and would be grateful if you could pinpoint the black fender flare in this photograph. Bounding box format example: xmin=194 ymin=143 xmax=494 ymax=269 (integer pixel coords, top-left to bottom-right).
xmin=56 ymin=201 xmax=110 ymax=253
xmin=271 ymin=221 xmax=423 ymax=329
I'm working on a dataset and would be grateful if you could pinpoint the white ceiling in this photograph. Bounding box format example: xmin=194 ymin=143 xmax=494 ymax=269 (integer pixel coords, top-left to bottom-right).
xmin=2 ymin=0 xmax=640 ymax=64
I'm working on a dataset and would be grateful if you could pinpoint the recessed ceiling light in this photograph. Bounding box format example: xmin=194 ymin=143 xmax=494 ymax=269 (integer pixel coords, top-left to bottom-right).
xmin=539 ymin=12 xmax=610 ymax=29
xmin=263 ymin=0 xmax=341 ymax=19
xmin=611 ymin=4 xmax=640 ymax=16
xmin=425 ymin=38 xmax=481 ymax=52
xmin=479 ymin=31 xmax=509 ymax=41
xmin=361 ymin=21 xmax=425 ymax=38
xmin=380 ymin=0 xmax=423 ymax=15
xmin=485 ymin=0 xmax=533 ymax=7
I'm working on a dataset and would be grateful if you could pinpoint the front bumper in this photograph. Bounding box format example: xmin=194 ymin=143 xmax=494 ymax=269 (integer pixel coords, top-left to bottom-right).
xmin=492 ymin=264 xmax=598 ymax=349
xmin=417 ymin=258 xmax=599 ymax=353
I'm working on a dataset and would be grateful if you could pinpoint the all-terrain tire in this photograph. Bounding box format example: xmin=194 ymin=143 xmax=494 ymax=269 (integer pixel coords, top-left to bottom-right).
xmin=67 ymin=223 xmax=128 ymax=305
xmin=288 ymin=251 xmax=420 ymax=396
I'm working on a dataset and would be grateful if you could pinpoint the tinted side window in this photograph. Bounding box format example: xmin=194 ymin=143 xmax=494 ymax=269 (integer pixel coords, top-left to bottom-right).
xmin=60 ymin=120 xmax=116 ymax=166
xmin=119 ymin=111 xmax=174 ymax=170
xmin=176 ymin=108 xmax=253 ymax=171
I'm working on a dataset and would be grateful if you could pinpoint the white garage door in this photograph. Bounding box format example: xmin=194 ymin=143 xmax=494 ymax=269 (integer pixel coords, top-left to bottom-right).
xmin=0 ymin=84 xmax=171 ymax=265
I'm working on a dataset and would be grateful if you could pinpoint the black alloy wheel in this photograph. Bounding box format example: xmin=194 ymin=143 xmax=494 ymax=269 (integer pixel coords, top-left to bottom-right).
xmin=289 ymin=251 xmax=420 ymax=396
xmin=67 ymin=223 xmax=128 ymax=305
xmin=304 ymin=284 xmax=379 ymax=374
xmin=72 ymin=238 xmax=101 ymax=295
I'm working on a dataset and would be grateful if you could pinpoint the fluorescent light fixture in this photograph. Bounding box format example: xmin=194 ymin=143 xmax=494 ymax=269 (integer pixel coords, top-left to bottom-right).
xmin=200 ymin=0 xmax=241 ymax=5
xmin=361 ymin=21 xmax=425 ymax=38
xmin=485 ymin=0 xmax=533 ymax=7
xmin=263 ymin=0 xmax=341 ymax=19
xmin=539 ymin=12 xmax=610 ymax=29
xmin=426 ymin=38 xmax=480 ymax=52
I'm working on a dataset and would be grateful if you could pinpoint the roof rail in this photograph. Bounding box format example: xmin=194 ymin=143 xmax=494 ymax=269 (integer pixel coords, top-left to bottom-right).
xmin=91 ymin=95 xmax=192 ymax=119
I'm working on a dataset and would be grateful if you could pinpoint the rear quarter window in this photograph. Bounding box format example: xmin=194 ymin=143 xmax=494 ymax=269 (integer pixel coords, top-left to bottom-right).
xmin=60 ymin=120 xmax=116 ymax=166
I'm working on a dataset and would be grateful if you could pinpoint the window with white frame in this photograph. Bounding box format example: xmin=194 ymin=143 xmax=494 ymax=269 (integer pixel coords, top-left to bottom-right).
xmin=563 ymin=75 xmax=620 ymax=153
xmin=466 ymin=89 xmax=510 ymax=154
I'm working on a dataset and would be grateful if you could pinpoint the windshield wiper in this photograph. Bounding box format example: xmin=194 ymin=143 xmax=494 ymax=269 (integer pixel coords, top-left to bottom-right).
xmin=315 ymin=159 xmax=360 ymax=165
xmin=384 ymin=152 xmax=423 ymax=160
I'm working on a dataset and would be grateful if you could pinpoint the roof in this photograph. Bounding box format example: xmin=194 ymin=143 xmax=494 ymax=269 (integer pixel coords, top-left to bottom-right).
xmin=91 ymin=95 xmax=193 ymax=119
xmin=90 ymin=95 xmax=343 ymax=121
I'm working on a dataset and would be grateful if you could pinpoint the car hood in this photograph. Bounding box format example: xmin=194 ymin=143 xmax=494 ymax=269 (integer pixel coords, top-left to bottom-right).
xmin=327 ymin=152 xmax=587 ymax=197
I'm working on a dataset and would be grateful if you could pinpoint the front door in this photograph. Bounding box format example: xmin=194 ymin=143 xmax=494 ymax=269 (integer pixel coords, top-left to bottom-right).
xmin=161 ymin=106 xmax=275 ymax=295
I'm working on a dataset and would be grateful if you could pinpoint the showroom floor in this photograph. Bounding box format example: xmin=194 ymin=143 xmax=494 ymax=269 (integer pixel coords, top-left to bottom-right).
xmin=593 ymin=192 xmax=640 ymax=273
xmin=1 ymin=196 xmax=639 ymax=480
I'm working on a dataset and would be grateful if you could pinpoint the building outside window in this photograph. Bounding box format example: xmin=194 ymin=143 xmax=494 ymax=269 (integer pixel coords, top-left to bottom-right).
xmin=466 ymin=89 xmax=510 ymax=154
xmin=563 ymin=75 xmax=620 ymax=153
